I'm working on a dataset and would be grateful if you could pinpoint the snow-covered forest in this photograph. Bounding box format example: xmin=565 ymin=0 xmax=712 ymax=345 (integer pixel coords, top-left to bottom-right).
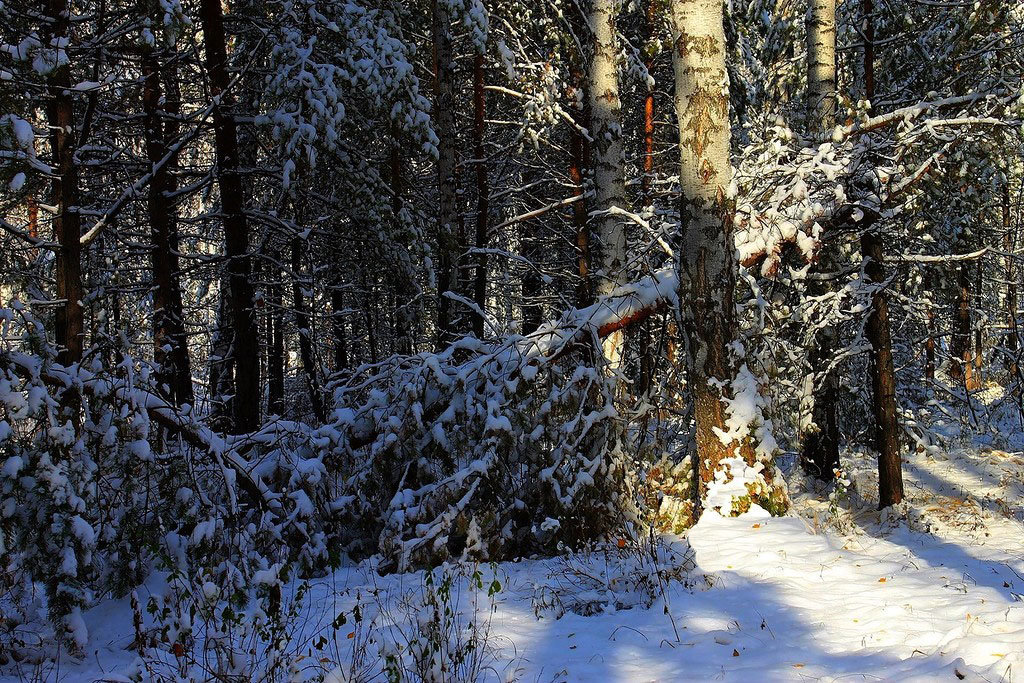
xmin=1 ymin=0 xmax=1024 ymax=679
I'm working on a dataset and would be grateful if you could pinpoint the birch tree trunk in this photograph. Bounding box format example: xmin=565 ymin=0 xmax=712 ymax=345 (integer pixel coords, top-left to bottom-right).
xmin=670 ymin=0 xmax=780 ymax=513
xmin=806 ymin=0 xmax=836 ymax=138
xmin=587 ymin=0 xmax=628 ymax=366
xmin=800 ymin=0 xmax=840 ymax=481
xmin=199 ymin=0 xmax=260 ymax=433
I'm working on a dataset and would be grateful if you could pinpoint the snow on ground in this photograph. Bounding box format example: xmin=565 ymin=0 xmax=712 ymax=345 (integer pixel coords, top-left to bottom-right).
xmin=5 ymin=440 xmax=1024 ymax=682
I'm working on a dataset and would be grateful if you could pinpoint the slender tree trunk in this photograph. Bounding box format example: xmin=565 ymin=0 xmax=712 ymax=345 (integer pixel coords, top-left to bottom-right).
xmin=861 ymin=0 xmax=903 ymax=508
xmin=142 ymin=48 xmax=193 ymax=406
xmin=388 ymin=130 xmax=418 ymax=356
xmin=800 ymin=0 xmax=840 ymax=481
xmin=588 ymin=0 xmax=628 ymax=366
xmin=472 ymin=52 xmax=489 ymax=339
xmin=267 ymin=253 xmax=285 ymax=416
xmin=208 ymin=285 xmax=235 ymax=427
xmin=973 ymin=260 xmax=983 ymax=385
xmin=161 ymin=49 xmax=194 ymax=406
xmin=671 ymin=0 xmax=771 ymax=510
xmin=861 ymin=230 xmax=904 ymax=507
xmin=291 ymin=239 xmax=325 ymax=422
xmin=635 ymin=0 xmax=657 ymax=398
xmin=641 ymin=0 xmax=656 ymax=206
xmin=521 ymin=218 xmax=543 ymax=335
xmin=1006 ymin=182 xmax=1019 ymax=374
xmin=331 ymin=285 xmax=349 ymax=372
xmin=951 ymin=261 xmax=975 ymax=388
xmin=569 ymin=75 xmax=592 ymax=308
xmin=925 ymin=270 xmax=937 ymax=379
xmin=432 ymin=0 xmax=457 ymax=348
xmin=45 ymin=0 xmax=83 ymax=367
xmin=199 ymin=0 xmax=260 ymax=432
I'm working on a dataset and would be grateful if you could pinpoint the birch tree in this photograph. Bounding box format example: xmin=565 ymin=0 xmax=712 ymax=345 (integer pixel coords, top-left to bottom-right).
xmin=587 ymin=0 xmax=629 ymax=366
xmin=670 ymin=0 xmax=783 ymax=514
xmin=800 ymin=0 xmax=840 ymax=481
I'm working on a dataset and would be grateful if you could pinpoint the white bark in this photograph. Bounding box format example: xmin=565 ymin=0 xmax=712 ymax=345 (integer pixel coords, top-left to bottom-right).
xmin=806 ymin=0 xmax=837 ymax=137
xmin=671 ymin=0 xmax=763 ymax=503
xmin=587 ymin=0 xmax=628 ymax=366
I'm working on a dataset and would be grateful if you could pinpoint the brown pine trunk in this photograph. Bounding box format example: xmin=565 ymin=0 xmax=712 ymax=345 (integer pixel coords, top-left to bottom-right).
xmin=641 ymin=0 xmax=656 ymax=206
xmin=199 ymin=0 xmax=260 ymax=432
xmin=45 ymin=0 xmax=83 ymax=367
xmin=861 ymin=230 xmax=904 ymax=507
xmin=472 ymin=53 xmax=489 ymax=339
xmin=291 ymin=239 xmax=325 ymax=422
xmin=861 ymin=0 xmax=903 ymax=508
xmin=142 ymin=48 xmax=193 ymax=406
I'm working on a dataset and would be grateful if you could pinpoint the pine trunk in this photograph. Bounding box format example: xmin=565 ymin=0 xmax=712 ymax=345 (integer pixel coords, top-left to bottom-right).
xmin=861 ymin=230 xmax=904 ymax=507
xmin=472 ymin=53 xmax=489 ymax=339
xmin=292 ymin=239 xmax=325 ymax=422
xmin=45 ymin=0 xmax=84 ymax=367
xmin=199 ymin=0 xmax=260 ymax=433
xmin=432 ymin=0 xmax=457 ymax=347
xmin=861 ymin=0 xmax=903 ymax=507
xmin=267 ymin=253 xmax=285 ymax=416
xmin=142 ymin=47 xmax=193 ymax=406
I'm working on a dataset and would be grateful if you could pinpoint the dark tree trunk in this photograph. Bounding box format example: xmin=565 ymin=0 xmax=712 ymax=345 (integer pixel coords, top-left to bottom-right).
xmin=199 ymin=0 xmax=260 ymax=433
xmin=331 ymin=285 xmax=349 ymax=372
xmin=142 ymin=48 xmax=193 ymax=406
xmin=569 ymin=80 xmax=591 ymax=308
xmin=471 ymin=53 xmax=489 ymax=339
xmin=291 ymin=239 xmax=325 ymax=422
xmin=860 ymin=0 xmax=903 ymax=509
xmin=45 ymin=0 xmax=83 ymax=367
xmin=267 ymin=254 xmax=285 ymax=416
xmin=925 ymin=270 xmax=937 ymax=380
xmin=1006 ymin=182 xmax=1019 ymax=374
xmin=208 ymin=286 xmax=235 ymax=427
xmin=861 ymin=230 xmax=904 ymax=508
xmin=432 ymin=0 xmax=457 ymax=347
xmin=390 ymin=131 xmax=417 ymax=355
xmin=950 ymin=261 xmax=977 ymax=389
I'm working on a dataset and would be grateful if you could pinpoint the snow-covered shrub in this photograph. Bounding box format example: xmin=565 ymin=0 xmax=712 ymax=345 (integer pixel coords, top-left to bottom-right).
xmin=377 ymin=563 xmax=505 ymax=683
xmin=126 ymin=564 xmax=325 ymax=682
xmin=0 ymin=305 xmax=338 ymax=660
xmin=531 ymin=535 xmax=696 ymax=620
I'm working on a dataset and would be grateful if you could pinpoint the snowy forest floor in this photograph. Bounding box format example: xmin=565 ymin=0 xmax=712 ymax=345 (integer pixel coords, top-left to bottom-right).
xmin=6 ymin=427 xmax=1024 ymax=682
